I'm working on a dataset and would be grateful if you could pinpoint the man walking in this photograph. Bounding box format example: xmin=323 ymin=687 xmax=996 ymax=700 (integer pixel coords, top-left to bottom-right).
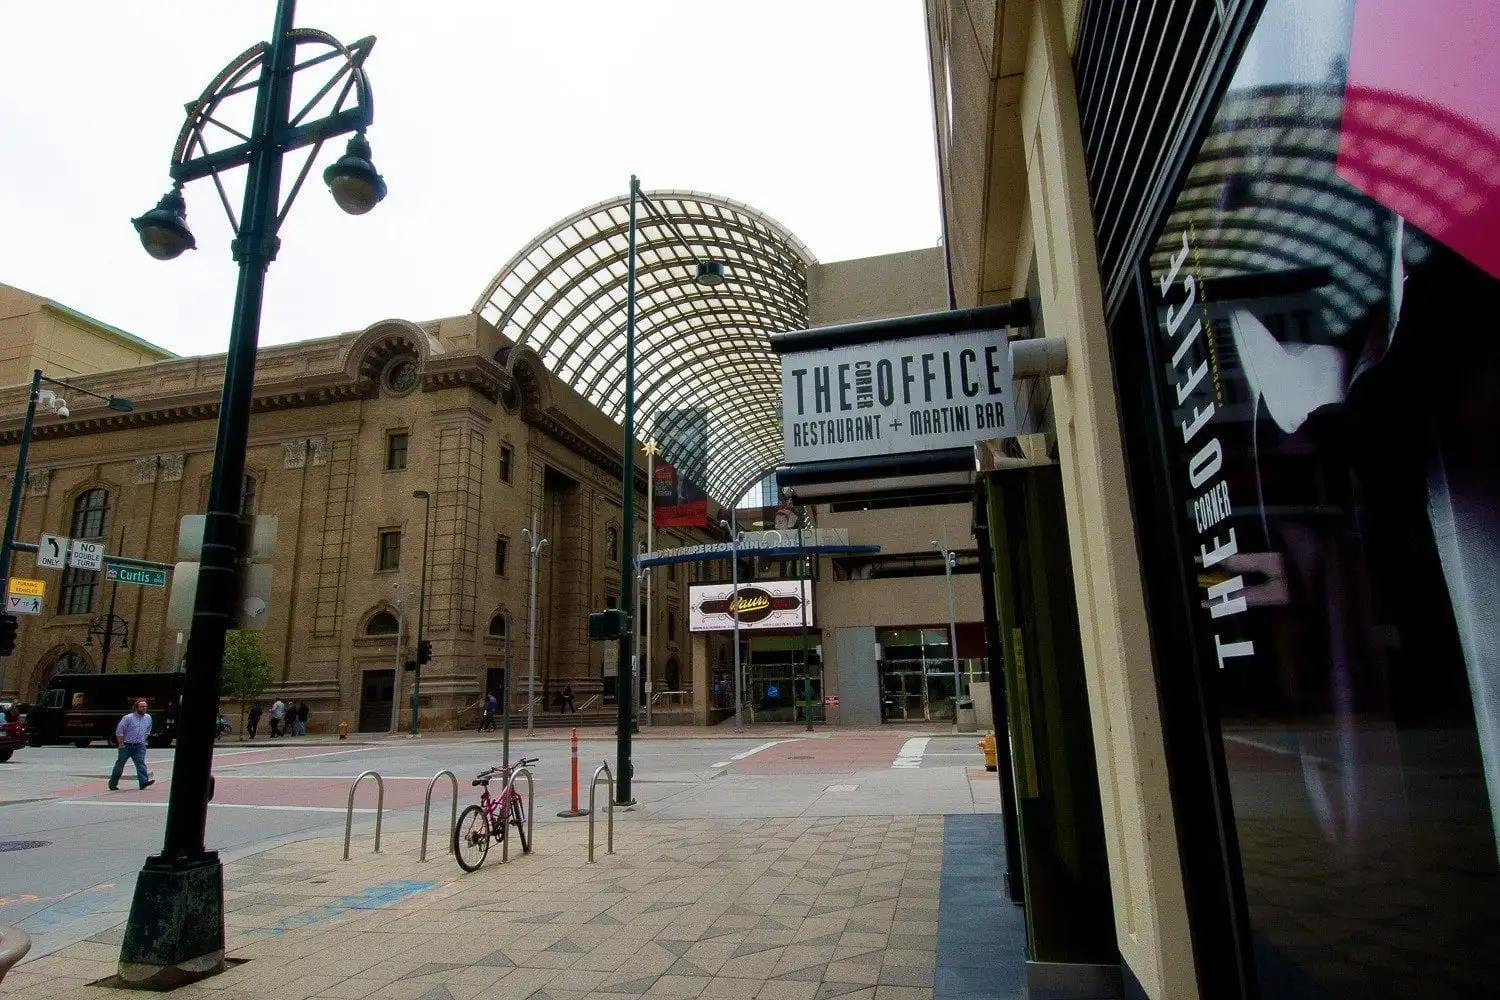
xmin=296 ymin=701 xmax=309 ymax=736
xmin=247 ymin=701 xmax=262 ymax=740
xmin=269 ymin=698 xmax=285 ymax=738
xmin=109 ymin=700 xmax=155 ymax=791
xmin=482 ymin=692 xmax=497 ymax=731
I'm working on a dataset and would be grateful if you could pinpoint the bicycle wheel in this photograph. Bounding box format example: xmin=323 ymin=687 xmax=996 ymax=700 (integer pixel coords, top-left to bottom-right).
xmin=511 ymin=796 xmax=530 ymax=854
xmin=453 ymin=804 xmax=491 ymax=872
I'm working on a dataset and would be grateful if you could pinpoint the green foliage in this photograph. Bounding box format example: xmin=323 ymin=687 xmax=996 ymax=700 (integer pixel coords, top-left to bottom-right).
xmin=220 ymin=631 xmax=273 ymax=739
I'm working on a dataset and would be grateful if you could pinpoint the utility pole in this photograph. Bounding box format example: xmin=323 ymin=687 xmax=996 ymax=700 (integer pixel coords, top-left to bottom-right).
xmin=522 ymin=513 xmax=548 ymax=737
xmin=797 ymin=501 xmax=812 ymax=733
xmin=389 ymin=581 xmax=405 ymax=735
xmin=643 ymin=440 xmax=656 ymax=727
xmin=935 ymin=527 xmax=962 ymax=718
xmin=721 ymin=517 xmax=743 ymax=730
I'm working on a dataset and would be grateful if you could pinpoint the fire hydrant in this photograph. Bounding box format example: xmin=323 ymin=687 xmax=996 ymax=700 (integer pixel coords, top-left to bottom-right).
xmin=338 ymin=720 xmax=349 ymax=740
xmin=979 ymin=731 xmax=998 ymax=771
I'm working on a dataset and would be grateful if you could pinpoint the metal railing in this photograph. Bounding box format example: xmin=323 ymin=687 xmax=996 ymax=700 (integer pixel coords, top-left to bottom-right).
xmin=649 ymin=689 xmax=690 ymax=708
xmin=574 ymin=693 xmax=601 ymax=712
xmin=419 ymin=769 xmax=458 ymax=862
xmin=499 ymin=765 xmax=534 ymax=864
xmin=587 ymin=761 xmax=614 ymax=863
xmin=343 ymin=770 xmax=384 ymax=860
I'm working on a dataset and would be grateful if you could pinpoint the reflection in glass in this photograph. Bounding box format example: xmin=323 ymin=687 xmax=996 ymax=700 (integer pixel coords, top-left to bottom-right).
xmin=1144 ymin=0 xmax=1500 ymax=995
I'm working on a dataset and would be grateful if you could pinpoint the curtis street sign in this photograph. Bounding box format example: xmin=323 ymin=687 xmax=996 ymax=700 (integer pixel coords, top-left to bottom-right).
xmin=106 ymin=563 xmax=168 ymax=588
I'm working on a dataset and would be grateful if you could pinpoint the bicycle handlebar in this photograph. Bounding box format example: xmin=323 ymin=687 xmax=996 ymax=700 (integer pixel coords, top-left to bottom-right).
xmin=474 ymin=758 xmax=539 ymax=782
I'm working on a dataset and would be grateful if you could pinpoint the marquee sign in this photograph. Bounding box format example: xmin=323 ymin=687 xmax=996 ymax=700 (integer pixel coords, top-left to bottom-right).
xmin=780 ymin=328 xmax=1015 ymax=463
xmin=689 ymin=579 xmax=814 ymax=632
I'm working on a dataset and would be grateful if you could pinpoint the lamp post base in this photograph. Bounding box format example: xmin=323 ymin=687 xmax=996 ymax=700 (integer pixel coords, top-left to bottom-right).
xmin=117 ymin=854 xmax=226 ymax=991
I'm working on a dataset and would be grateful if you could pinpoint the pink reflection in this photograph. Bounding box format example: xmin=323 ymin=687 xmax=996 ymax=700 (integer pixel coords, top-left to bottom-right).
xmin=1338 ymin=0 xmax=1500 ymax=280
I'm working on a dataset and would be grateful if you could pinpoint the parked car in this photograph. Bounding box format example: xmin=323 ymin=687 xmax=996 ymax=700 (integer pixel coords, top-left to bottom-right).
xmin=0 ymin=702 xmax=25 ymax=762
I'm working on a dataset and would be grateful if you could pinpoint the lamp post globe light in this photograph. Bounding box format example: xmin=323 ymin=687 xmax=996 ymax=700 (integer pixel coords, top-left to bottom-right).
xmin=613 ymin=175 xmax=722 ymax=805
xmin=119 ymin=0 xmax=386 ymax=987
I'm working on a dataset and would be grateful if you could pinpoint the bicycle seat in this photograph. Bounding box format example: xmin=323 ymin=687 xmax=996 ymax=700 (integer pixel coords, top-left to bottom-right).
xmin=471 ymin=778 xmax=490 ymax=786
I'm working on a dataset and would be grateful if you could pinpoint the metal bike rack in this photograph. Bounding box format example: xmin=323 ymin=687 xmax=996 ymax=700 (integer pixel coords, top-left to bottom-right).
xmin=343 ymin=770 xmax=385 ymax=860
xmin=499 ymin=766 xmax=535 ymax=864
xmin=588 ymin=761 xmax=614 ymax=863
xmin=419 ymin=769 xmax=458 ymax=862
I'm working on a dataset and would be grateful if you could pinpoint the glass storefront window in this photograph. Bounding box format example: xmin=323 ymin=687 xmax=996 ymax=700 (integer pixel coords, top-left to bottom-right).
xmin=1144 ymin=1 xmax=1500 ymax=995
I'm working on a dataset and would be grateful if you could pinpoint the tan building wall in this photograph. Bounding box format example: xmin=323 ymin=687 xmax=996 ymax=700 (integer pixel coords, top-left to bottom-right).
xmin=928 ymin=0 xmax=1197 ymax=996
xmin=0 ymin=282 xmax=175 ymax=388
xmin=807 ymin=246 xmax=949 ymax=326
xmin=814 ymin=500 xmax=982 ymax=723
xmin=0 ymin=313 xmax=708 ymax=732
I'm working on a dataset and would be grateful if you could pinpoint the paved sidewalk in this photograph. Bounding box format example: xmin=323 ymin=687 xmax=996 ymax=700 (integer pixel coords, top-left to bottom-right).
xmin=8 ymin=808 xmax=969 ymax=1000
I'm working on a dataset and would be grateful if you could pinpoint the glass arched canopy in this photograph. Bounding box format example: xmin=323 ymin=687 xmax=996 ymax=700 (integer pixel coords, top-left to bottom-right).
xmin=474 ymin=190 xmax=815 ymax=505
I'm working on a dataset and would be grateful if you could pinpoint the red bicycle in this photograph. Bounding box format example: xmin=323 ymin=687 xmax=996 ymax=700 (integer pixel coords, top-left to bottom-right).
xmin=453 ymin=757 xmax=536 ymax=871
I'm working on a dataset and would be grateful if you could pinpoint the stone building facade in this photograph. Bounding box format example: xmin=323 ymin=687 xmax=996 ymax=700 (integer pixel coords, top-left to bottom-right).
xmin=0 ymin=312 xmax=714 ymax=732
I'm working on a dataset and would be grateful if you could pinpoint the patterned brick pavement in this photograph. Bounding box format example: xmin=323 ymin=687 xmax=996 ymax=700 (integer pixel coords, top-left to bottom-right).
xmin=5 ymin=810 xmax=960 ymax=1000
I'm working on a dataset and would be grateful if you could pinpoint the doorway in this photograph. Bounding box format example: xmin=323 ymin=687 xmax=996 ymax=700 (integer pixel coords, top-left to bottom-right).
xmin=359 ymin=669 xmax=394 ymax=732
xmin=877 ymin=628 xmax=958 ymax=722
xmin=486 ymin=666 xmax=506 ymax=713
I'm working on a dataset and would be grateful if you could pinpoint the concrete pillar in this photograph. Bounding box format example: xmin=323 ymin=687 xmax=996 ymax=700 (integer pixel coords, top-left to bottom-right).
xmin=691 ymin=632 xmax=709 ymax=726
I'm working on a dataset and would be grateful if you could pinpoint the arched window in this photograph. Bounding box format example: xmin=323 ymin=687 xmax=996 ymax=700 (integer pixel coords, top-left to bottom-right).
xmin=488 ymin=613 xmax=508 ymax=639
xmin=605 ymin=525 xmax=618 ymax=562
xmin=38 ymin=651 xmax=90 ymax=695
xmin=60 ymin=489 xmax=110 ymax=614
xmin=366 ymin=611 xmax=400 ymax=636
xmin=70 ymin=488 xmax=110 ymax=538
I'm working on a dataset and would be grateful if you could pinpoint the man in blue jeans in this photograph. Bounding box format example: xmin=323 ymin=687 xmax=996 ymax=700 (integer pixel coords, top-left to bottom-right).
xmin=109 ymin=699 xmax=156 ymax=791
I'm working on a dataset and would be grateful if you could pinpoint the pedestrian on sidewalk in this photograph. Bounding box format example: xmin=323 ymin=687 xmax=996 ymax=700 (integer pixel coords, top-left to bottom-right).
xmin=269 ymin=698 xmax=285 ymax=738
xmin=482 ymin=692 xmax=497 ymax=731
xmin=247 ymin=702 xmax=262 ymax=740
xmin=109 ymin=700 xmax=155 ymax=791
xmin=562 ymin=684 xmax=575 ymax=713
xmin=296 ymin=701 xmax=309 ymax=736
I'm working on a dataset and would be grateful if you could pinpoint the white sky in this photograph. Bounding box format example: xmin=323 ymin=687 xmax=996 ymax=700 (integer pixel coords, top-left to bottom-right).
xmin=0 ymin=2 xmax=940 ymax=359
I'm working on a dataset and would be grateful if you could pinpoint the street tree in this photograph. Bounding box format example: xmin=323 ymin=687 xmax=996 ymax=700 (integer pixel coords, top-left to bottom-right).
xmin=220 ymin=630 xmax=272 ymax=741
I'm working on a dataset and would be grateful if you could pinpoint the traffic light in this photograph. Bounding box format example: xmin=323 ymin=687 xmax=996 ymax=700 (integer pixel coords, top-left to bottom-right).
xmin=417 ymin=639 xmax=432 ymax=665
xmin=0 ymin=614 xmax=16 ymax=657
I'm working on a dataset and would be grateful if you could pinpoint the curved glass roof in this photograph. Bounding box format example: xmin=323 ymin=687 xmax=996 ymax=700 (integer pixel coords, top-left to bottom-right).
xmin=474 ymin=190 xmax=815 ymax=505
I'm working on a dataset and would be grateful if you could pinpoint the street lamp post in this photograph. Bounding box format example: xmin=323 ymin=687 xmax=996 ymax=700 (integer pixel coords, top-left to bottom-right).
xmin=793 ymin=498 xmax=813 ymax=734
xmin=411 ymin=491 xmax=432 ymax=736
xmin=0 ymin=370 xmax=131 ymax=680
xmin=389 ymin=581 xmax=405 ymax=735
xmin=720 ymin=518 xmax=744 ymax=730
xmin=84 ymin=602 xmax=131 ymax=673
xmin=120 ymin=4 xmax=387 ymax=983
xmin=643 ymin=439 xmax=656 ymax=728
xmin=521 ymin=514 xmax=548 ymax=738
xmin=934 ymin=530 xmax=962 ymax=719
xmin=614 ymin=175 xmax=724 ymax=805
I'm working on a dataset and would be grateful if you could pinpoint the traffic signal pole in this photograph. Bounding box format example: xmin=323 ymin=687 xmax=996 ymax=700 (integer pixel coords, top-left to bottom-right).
xmin=0 ymin=370 xmax=43 ymax=667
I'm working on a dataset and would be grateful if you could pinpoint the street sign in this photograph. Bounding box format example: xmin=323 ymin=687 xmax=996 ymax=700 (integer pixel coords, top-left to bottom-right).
xmin=68 ymin=539 xmax=104 ymax=571
xmin=105 ymin=563 xmax=167 ymax=588
xmin=7 ymin=578 xmax=44 ymax=597
xmin=823 ymin=695 xmax=840 ymax=707
xmin=5 ymin=594 xmax=42 ymax=615
xmin=36 ymin=534 xmax=67 ymax=569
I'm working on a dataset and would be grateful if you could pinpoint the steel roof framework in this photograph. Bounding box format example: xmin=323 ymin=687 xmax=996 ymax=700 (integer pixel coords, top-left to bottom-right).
xmin=475 ymin=190 xmax=815 ymax=504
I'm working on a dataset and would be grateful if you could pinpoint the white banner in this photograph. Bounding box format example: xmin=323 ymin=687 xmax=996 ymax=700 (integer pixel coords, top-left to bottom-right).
xmin=689 ymin=579 xmax=813 ymax=632
xmin=781 ymin=328 xmax=1015 ymax=462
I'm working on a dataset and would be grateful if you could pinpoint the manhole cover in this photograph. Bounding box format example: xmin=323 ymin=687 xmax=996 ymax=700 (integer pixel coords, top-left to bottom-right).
xmin=789 ymin=755 xmax=814 ymax=760
xmin=0 ymin=840 xmax=49 ymax=852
